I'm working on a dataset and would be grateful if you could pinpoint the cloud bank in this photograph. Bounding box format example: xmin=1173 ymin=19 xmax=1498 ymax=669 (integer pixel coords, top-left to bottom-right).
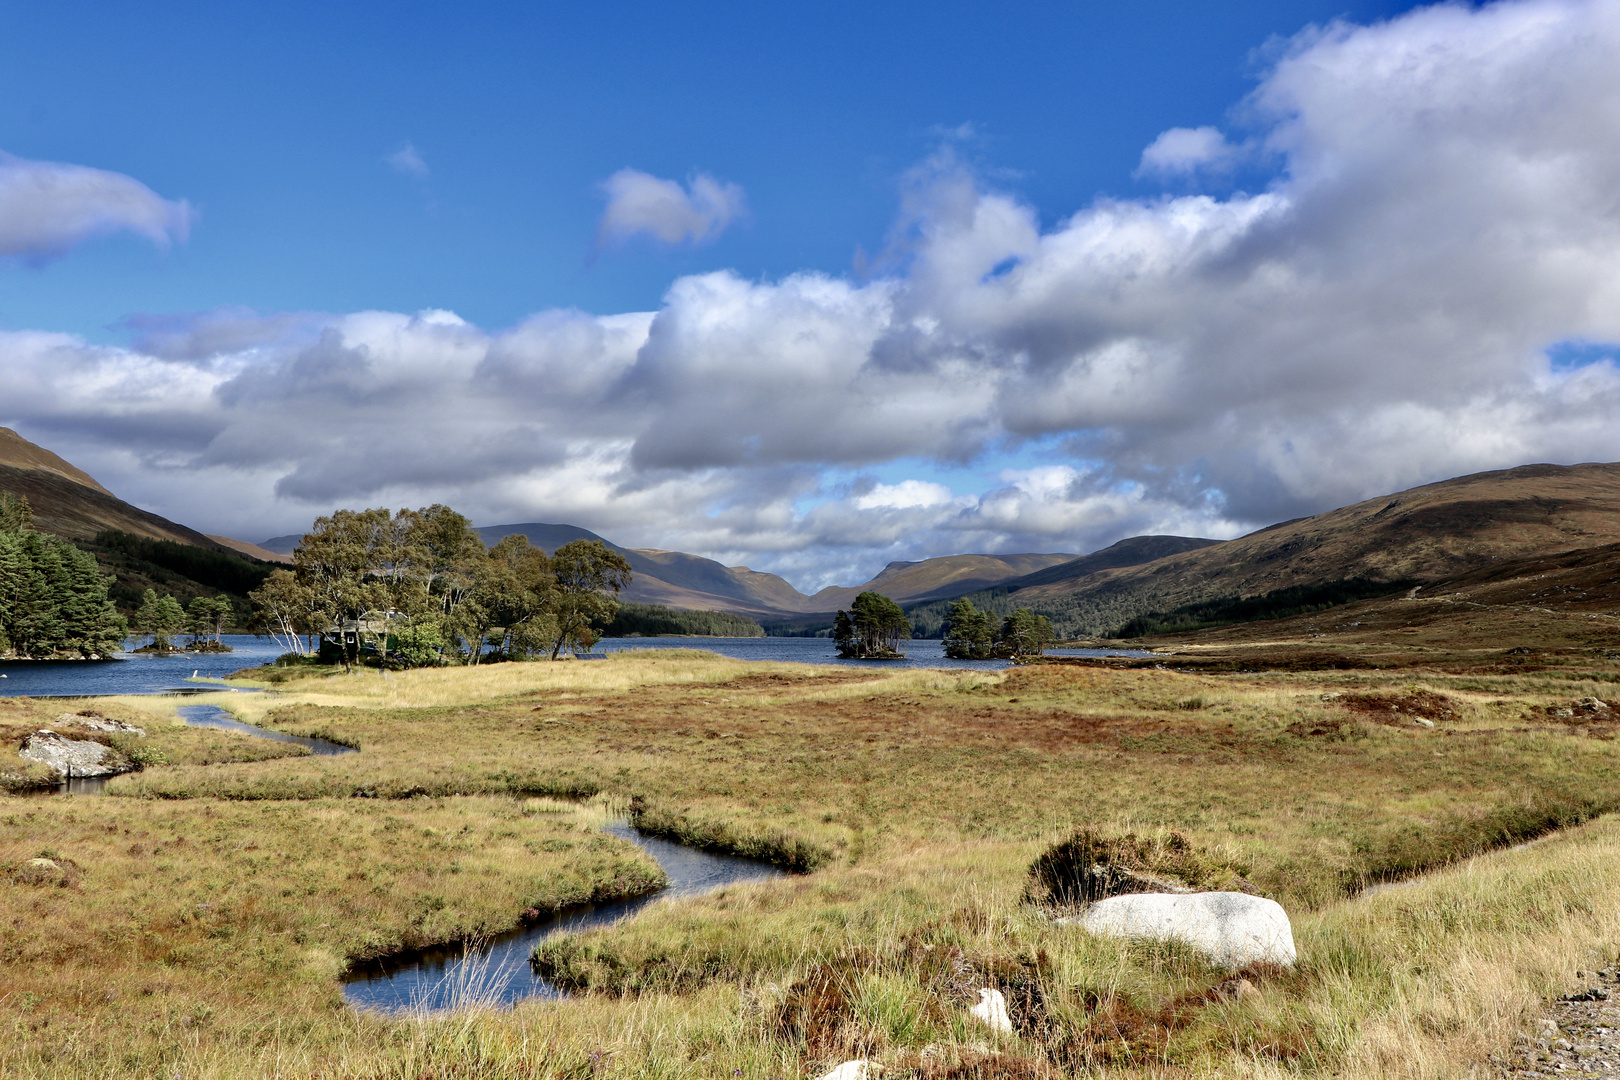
xmin=7 ymin=0 xmax=1620 ymax=589
xmin=597 ymin=168 xmax=746 ymax=247
xmin=0 ymin=152 xmax=192 ymax=262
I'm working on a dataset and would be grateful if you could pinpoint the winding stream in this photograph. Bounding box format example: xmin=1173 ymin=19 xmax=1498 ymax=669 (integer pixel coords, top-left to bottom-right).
xmin=342 ymin=822 xmax=784 ymax=1012
xmin=174 ymin=703 xmax=355 ymax=756
xmin=29 ymin=703 xmax=782 ymax=1012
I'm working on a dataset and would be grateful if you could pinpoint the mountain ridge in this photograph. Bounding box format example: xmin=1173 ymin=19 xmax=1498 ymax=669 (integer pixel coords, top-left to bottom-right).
xmin=997 ymin=461 xmax=1620 ymax=637
xmin=0 ymin=426 xmax=233 ymax=552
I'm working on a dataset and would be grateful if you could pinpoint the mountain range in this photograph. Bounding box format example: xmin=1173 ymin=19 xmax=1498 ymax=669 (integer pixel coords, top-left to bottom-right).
xmin=261 ymin=523 xmax=1085 ymax=618
xmin=6 ymin=425 xmax=1619 ymax=642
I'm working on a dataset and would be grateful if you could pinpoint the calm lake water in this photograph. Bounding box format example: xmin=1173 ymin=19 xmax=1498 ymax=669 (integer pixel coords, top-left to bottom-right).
xmin=0 ymin=635 xmax=1146 ymax=698
xmin=0 ymin=635 xmax=285 ymax=698
xmin=343 ymin=821 xmax=785 ymax=1012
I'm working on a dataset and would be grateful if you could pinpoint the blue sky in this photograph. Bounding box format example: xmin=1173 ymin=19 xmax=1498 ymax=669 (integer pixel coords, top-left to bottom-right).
xmin=2 ymin=0 xmax=1416 ymax=336
xmin=5 ymin=0 xmax=1620 ymax=590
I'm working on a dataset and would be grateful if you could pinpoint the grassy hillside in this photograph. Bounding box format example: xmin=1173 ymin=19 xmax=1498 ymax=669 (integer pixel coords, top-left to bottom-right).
xmin=967 ymin=463 xmax=1620 ymax=639
xmin=803 ymin=552 xmax=1079 ymax=611
xmin=0 ymin=428 xmax=277 ymax=625
xmin=904 ymin=536 xmax=1223 ymax=637
xmin=0 ymin=427 xmax=227 ymax=549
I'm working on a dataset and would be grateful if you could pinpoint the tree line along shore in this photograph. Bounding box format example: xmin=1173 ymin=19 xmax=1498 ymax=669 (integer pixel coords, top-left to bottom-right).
xmin=1 ymin=490 xmax=1063 ymax=666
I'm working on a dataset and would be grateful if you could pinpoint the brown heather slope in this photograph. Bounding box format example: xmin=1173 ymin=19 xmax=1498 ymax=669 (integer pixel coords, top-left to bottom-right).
xmin=1019 ymin=462 xmax=1620 ymax=637
xmin=1080 ymin=538 xmax=1620 ymax=673
xmin=803 ymin=552 xmax=1078 ymax=612
xmin=0 ymin=426 xmax=230 ymax=550
xmin=207 ymin=534 xmax=293 ymax=564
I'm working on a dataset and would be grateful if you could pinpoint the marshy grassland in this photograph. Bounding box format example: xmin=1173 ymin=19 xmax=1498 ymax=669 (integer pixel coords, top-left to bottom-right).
xmin=3 ymin=650 xmax=1620 ymax=1078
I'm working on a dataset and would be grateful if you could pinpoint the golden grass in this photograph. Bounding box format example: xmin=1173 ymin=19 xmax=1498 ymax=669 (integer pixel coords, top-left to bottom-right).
xmin=0 ymin=793 xmax=660 ymax=1077
xmin=2 ymin=649 xmax=1618 ymax=1077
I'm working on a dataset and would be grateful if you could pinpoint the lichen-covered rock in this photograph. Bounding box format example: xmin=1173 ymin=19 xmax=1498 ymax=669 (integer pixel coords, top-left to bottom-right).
xmin=19 ymin=730 xmax=131 ymax=778
xmin=1070 ymin=892 xmax=1297 ymax=970
xmin=58 ymin=712 xmax=146 ymax=736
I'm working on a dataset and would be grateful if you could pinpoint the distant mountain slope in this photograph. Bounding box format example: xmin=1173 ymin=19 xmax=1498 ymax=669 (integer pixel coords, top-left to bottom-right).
xmin=0 ymin=426 xmax=112 ymax=494
xmin=0 ymin=426 xmax=229 ymax=551
xmin=1014 ymin=462 xmax=1620 ymax=636
xmin=209 ymin=535 xmax=293 ymax=564
xmin=997 ymin=536 xmax=1224 ymax=591
xmin=475 ymin=523 xmax=806 ymax=615
xmin=803 ymin=552 xmax=1079 ymax=611
xmin=477 ymin=524 xmax=1081 ymax=617
xmin=901 ymin=536 xmax=1220 ymax=637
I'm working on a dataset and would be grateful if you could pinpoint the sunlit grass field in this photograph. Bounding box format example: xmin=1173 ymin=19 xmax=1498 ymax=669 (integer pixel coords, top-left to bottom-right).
xmin=3 ymin=650 xmax=1619 ymax=1077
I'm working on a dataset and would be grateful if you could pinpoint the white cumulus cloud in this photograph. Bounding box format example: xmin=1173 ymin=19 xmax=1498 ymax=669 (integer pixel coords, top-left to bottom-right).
xmin=1136 ymin=126 xmax=1239 ymax=176
xmin=7 ymin=0 xmax=1620 ymax=589
xmin=0 ymin=152 xmax=192 ymax=262
xmin=596 ymin=168 xmax=746 ymax=248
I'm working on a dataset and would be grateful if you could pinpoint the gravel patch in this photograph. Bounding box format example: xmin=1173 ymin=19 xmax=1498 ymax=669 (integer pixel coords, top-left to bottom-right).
xmin=1493 ymin=967 xmax=1620 ymax=1077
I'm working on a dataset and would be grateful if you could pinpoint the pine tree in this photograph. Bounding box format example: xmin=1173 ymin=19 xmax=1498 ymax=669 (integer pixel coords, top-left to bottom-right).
xmin=993 ymin=609 xmax=1055 ymax=661
xmin=942 ymin=598 xmax=994 ymax=659
xmin=835 ymin=592 xmax=910 ymax=658
xmin=0 ymin=494 xmax=124 ymax=658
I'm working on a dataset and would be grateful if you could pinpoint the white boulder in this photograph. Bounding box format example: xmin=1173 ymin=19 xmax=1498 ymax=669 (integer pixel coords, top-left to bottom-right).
xmin=969 ymin=987 xmax=1012 ymax=1032
xmin=19 ymin=730 xmax=128 ymax=778
xmin=816 ymin=1063 xmax=881 ymax=1080
xmin=1076 ymin=892 xmax=1296 ymax=970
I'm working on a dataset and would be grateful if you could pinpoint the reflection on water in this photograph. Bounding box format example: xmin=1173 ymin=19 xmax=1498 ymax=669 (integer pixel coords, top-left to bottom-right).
xmin=341 ymin=822 xmax=785 ymax=1012
xmin=46 ymin=775 xmax=109 ymax=796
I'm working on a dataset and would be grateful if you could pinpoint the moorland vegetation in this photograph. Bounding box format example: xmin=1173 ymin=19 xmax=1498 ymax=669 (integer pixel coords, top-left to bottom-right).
xmin=5 ymin=645 xmax=1620 ymax=1077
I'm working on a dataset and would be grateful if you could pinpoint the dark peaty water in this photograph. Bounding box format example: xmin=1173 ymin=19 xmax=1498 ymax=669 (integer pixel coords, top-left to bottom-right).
xmin=341 ymin=822 xmax=785 ymax=1012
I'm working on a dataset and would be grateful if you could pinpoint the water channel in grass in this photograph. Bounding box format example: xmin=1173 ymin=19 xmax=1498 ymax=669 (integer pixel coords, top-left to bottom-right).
xmin=342 ymin=822 xmax=785 ymax=1012
xmin=35 ymin=703 xmax=354 ymax=795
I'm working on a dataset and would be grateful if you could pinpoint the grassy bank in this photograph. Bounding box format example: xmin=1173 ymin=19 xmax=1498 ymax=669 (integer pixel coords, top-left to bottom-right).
xmin=2 ymin=650 xmax=1618 ymax=1076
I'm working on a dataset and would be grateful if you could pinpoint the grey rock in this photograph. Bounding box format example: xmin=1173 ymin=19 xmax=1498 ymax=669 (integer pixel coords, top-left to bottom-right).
xmin=58 ymin=712 xmax=145 ymax=736
xmin=19 ymin=730 xmax=130 ymax=778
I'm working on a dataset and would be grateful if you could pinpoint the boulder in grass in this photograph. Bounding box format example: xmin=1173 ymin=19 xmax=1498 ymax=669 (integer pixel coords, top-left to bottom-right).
xmin=59 ymin=712 xmax=145 ymax=736
xmin=19 ymin=730 xmax=130 ymax=778
xmin=1071 ymin=892 xmax=1296 ymax=970
xmin=970 ymin=987 xmax=1013 ymax=1032
xmin=816 ymin=1063 xmax=881 ymax=1080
